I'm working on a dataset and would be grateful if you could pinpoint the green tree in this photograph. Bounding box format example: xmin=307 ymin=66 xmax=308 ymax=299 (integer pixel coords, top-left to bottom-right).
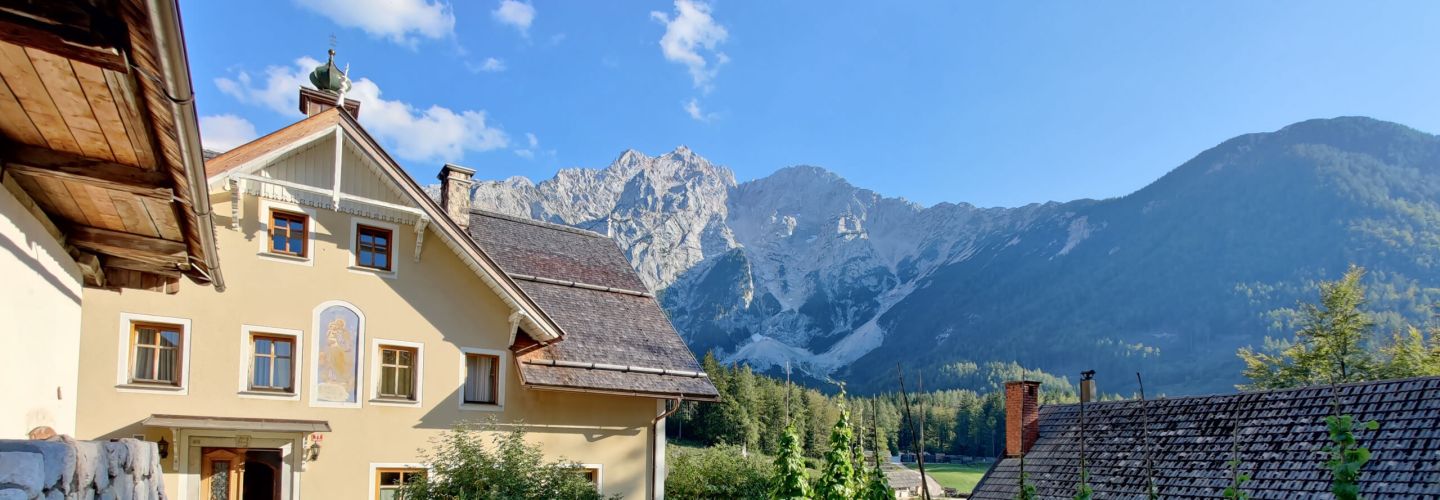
xmin=1239 ymin=266 xmax=1381 ymax=389
xmin=768 ymin=424 xmax=811 ymax=500
xmin=859 ymin=461 xmax=892 ymax=500
xmin=1377 ymin=325 xmax=1440 ymax=378
xmin=814 ymin=393 xmax=857 ymax=500
xmin=403 ymin=424 xmax=609 ymax=500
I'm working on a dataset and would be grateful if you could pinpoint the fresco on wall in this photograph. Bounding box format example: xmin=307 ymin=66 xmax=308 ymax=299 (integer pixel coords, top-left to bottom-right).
xmin=315 ymin=305 xmax=360 ymax=403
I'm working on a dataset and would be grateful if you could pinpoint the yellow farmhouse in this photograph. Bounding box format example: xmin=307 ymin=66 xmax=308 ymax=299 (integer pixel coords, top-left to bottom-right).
xmin=71 ymin=54 xmax=717 ymax=499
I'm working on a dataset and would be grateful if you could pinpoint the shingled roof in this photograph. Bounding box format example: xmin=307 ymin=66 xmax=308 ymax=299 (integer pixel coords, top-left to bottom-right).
xmin=466 ymin=210 xmax=719 ymax=401
xmin=971 ymin=376 xmax=1440 ymax=499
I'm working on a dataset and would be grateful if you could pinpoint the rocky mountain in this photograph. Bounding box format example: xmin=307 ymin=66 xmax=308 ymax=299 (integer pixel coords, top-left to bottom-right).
xmin=460 ymin=117 xmax=1440 ymax=395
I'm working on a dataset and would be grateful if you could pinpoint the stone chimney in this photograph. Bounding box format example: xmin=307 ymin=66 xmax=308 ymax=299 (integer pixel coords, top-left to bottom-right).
xmin=1079 ymin=370 xmax=1096 ymax=403
xmin=438 ymin=163 xmax=475 ymax=229
xmin=1005 ymin=380 xmax=1041 ymax=457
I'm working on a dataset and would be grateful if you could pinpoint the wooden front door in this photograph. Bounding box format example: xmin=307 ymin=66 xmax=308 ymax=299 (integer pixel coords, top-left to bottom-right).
xmin=201 ymin=449 xmax=242 ymax=500
xmin=200 ymin=448 xmax=283 ymax=500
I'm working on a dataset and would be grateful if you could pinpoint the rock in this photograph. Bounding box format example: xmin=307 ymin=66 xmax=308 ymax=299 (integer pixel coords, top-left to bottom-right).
xmin=0 ymin=451 xmax=44 ymax=497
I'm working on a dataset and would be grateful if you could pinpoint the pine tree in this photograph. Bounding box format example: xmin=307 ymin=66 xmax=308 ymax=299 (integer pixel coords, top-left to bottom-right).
xmin=1239 ymin=266 xmax=1381 ymax=389
xmin=768 ymin=424 xmax=811 ymax=500
xmin=1378 ymin=325 xmax=1440 ymax=378
xmin=814 ymin=392 xmax=857 ymax=500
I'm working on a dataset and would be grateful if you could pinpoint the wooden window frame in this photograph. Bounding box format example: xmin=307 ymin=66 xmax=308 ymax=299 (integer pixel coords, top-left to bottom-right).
xmin=267 ymin=209 xmax=309 ymax=257
xmin=248 ymin=333 xmax=297 ymax=393
xmin=355 ymin=224 xmax=394 ymax=271
xmin=462 ymin=353 xmax=500 ymax=405
xmin=374 ymin=467 xmax=425 ymax=500
xmin=128 ymin=321 xmax=184 ymax=386
xmin=377 ymin=344 xmax=418 ymax=401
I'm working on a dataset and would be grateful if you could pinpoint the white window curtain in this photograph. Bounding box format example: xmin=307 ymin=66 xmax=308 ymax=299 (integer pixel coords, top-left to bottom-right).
xmin=465 ymin=355 xmax=495 ymax=403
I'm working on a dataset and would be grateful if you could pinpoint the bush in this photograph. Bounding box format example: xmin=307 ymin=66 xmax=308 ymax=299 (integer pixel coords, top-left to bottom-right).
xmin=666 ymin=445 xmax=773 ymax=499
xmin=403 ymin=423 xmax=611 ymax=500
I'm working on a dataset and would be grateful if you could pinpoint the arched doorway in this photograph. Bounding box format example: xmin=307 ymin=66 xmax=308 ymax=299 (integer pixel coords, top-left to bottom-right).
xmin=241 ymin=461 xmax=277 ymax=500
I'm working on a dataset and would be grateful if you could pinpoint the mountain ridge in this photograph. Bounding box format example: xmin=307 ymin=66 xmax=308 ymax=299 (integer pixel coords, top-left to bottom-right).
xmin=457 ymin=116 xmax=1440 ymax=395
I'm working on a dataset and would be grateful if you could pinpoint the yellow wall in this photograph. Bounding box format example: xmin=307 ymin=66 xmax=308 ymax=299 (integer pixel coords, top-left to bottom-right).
xmin=75 ymin=190 xmax=659 ymax=499
xmin=0 ymin=179 xmax=82 ymax=438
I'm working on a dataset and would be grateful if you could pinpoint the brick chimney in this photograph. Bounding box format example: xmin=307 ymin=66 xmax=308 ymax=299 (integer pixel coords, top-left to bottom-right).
xmin=438 ymin=163 xmax=475 ymax=230
xmin=1005 ymin=380 xmax=1041 ymax=457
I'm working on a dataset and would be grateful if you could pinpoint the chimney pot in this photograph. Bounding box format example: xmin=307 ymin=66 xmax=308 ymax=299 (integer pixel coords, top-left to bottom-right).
xmin=438 ymin=163 xmax=476 ymax=229
xmin=1005 ymin=380 xmax=1041 ymax=457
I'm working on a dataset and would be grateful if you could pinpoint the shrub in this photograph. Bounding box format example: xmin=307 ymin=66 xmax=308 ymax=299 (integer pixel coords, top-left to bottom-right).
xmin=666 ymin=444 xmax=773 ymax=499
xmin=403 ymin=423 xmax=610 ymax=500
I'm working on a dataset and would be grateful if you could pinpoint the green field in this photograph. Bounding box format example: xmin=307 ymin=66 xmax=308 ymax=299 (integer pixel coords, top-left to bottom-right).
xmin=915 ymin=462 xmax=991 ymax=495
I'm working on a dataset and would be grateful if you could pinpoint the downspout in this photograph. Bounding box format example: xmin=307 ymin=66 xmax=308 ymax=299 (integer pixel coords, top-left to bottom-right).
xmin=143 ymin=0 xmax=226 ymax=291
xmin=650 ymin=398 xmax=682 ymax=500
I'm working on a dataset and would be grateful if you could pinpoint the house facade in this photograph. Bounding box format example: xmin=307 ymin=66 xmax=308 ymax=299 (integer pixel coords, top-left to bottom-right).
xmin=72 ymin=57 xmax=716 ymax=500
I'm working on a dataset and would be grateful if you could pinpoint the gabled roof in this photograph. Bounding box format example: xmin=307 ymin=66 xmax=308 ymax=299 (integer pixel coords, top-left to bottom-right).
xmin=468 ymin=210 xmax=719 ymax=401
xmin=970 ymin=376 xmax=1440 ymax=499
xmin=204 ymin=108 xmax=565 ymax=343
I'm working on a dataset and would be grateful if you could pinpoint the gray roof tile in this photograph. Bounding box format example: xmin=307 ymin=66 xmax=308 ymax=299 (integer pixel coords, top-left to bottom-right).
xmin=970 ymin=376 xmax=1440 ymax=499
xmin=467 ymin=210 xmax=718 ymax=400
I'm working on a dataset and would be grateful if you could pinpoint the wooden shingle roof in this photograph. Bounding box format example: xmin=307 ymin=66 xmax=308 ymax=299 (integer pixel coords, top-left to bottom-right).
xmin=467 ymin=210 xmax=719 ymax=401
xmin=971 ymin=376 xmax=1440 ymax=499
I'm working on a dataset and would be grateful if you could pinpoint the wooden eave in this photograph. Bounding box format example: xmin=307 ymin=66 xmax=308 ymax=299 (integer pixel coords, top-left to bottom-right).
xmin=0 ymin=0 xmax=220 ymax=293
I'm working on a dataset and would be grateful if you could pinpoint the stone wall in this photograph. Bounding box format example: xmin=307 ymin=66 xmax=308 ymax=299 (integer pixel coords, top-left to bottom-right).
xmin=0 ymin=437 xmax=164 ymax=500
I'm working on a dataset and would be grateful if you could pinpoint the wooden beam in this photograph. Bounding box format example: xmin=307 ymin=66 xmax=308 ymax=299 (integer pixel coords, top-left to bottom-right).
xmin=4 ymin=144 xmax=171 ymax=199
xmin=73 ymin=250 xmax=105 ymax=287
xmin=67 ymin=224 xmax=187 ymax=268
xmin=103 ymin=255 xmax=181 ymax=278
xmin=0 ymin=10 xmax=127 ymax=72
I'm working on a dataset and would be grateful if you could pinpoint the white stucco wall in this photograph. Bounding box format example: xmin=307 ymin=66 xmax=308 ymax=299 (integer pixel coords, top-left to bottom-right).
xmin=0 ymin=182 xmax=82 ymax=438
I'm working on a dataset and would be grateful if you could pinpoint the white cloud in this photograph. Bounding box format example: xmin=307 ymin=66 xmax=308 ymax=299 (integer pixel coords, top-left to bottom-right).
xmin=651 ymin=0 xmax=729 ymax=91
xmin=513 ymin=132 xmax=540 ymax=159
xmin=492 ymin=0 xmax=535 ymax=35
xmin=295 ymin=0 xmax=454 ymax=46
xmin=216 ymin=57 xmax=509 ymax=163
xmin=199 ymin=114 xmax=259 ymax=152
xmin=684 ymin=98 xmax=716 ymax=122
xmin=480 ymin=57 xmax=506 ymax=72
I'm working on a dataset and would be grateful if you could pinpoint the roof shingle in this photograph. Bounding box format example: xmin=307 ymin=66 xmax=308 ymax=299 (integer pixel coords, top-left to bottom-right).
xmin=970 ymin=376 xmax=1440 ymax=499
xmin=467 ymin=210 xmax=718 ymax=400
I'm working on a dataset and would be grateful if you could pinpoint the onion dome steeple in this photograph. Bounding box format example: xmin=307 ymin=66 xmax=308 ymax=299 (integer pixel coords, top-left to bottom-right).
xmin=309 ymin=49 xmax=351 ymax=94
xmin=297 ymin=48 xmax=361 ymax=118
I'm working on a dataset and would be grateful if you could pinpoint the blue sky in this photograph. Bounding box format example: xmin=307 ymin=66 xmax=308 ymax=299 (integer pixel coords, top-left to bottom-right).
xmin=185 ymin=1 xmax=1440 ymax=207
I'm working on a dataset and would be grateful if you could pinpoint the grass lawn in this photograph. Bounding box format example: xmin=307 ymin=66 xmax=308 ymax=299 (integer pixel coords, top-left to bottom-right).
xmin=916 ymin=462 xmax=991 ymax=495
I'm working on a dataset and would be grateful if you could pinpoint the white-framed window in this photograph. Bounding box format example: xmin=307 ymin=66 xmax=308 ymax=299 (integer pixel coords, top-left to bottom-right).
xmin=114 ymin=313 xmax=192 ymax=395
xmin=237 ymin=325 xmax=303 ymax=400
xmin=369 ymin=463 xmax=428 ymax=500
xmin=370 ymin=338 xmax=423 ymax=406
xmin=348 ymin=217 xmax=400 ymax=278
xmin=257 ymin=199 xmax=316 ymax=267
xmin=458 ymin=347 xmax=507 ymax=411
xmin=578 ymin=463 xmax=603 ymax=494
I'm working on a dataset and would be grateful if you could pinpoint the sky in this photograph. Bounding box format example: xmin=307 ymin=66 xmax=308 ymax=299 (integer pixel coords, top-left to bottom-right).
xmin=183 ymin=1 xmax=1440 ymax=207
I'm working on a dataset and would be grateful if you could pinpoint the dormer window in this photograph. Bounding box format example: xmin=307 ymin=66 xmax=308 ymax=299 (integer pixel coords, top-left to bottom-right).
xmin=268 ymin=209 xmax=309 ymax=257
xmin=355 ymin=225 xmax=393 ymax=271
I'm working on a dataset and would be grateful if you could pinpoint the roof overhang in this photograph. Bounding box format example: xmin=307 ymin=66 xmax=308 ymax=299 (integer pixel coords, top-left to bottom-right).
xmin=0 ymin=0 xmax=223 ymax=292
xmin=142 ymin=414 xmax=331 ymax=433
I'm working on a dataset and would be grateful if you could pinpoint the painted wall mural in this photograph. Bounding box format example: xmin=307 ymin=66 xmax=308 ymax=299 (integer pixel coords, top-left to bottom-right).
xmin=314 ymin=303 xmax=361 ymax=404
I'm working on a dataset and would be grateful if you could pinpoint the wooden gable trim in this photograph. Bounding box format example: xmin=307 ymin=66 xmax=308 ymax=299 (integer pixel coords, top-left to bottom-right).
xmin=206 ymin=108 xmax=565 ymax=343
xmin=333 ymin=112 xmax=565 ymax=343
